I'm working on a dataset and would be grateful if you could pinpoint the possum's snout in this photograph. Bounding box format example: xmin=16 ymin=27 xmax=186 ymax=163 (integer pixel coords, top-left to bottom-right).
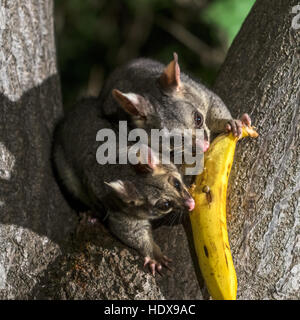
xmin=185 ymin=197 xmax=195 ymax=211
xmin=195 ymin=137 xmax=210 ymax=152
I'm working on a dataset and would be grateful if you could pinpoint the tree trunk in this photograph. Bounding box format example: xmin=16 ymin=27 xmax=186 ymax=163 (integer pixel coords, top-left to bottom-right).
xmin=0 ymin=0 xmax=192 ymax=299
xmin=212 ymin=0 xmax=300 ymax=299
xmin=1 ymin=0 xmax=298 ymax=300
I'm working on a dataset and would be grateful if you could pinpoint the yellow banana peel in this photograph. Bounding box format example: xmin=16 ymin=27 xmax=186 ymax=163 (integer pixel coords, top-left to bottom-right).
xmin=189 ymin=126 xmax=258 ymax=300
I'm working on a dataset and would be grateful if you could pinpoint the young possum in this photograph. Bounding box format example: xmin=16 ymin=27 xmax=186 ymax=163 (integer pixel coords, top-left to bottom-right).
xmin=53 ymin=98 xmax=195 ymax=274
xmin=97 ymin=53 xmax=251 ymax=180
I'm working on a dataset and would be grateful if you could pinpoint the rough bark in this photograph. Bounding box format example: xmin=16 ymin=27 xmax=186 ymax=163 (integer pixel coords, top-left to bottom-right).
xmin=0 ymin=0 xmax=200 ymax=299
xmin=0 ymin=0 xmax=76 ymax=299
xmin=1 ymin=0 xmax=298 ymax=300
xmin=213 ymin=0 xmax=300 ymax=299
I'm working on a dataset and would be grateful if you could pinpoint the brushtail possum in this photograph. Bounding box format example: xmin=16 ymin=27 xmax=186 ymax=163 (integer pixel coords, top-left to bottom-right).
xmin=98 ymin=53 xmax=251 ymax=168
xmin=53 ymin=97 xmax=195 ymax=274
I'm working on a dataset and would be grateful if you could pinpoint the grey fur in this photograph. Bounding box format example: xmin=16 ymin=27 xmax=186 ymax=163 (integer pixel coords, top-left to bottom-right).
xmin=97 ymin=55 xmax=250 ymax=186
xmin=98 ymin=56 xmax=233 ymax=142
xmin=53 ymin=97 xmax=193 ymax=269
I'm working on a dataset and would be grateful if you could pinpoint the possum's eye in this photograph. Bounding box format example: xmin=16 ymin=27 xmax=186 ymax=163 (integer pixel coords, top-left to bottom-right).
xmin=155 ymin=199 xmax=173 ymax=213
xmin=194 ymin=111 xmax=204 ymax=128
xmin=169 ymin=177 xmax=182 ymax=192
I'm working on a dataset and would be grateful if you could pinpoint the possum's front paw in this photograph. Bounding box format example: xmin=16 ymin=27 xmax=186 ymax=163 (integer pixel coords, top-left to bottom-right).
xmin=144 ymin=255 xmax=172 ymax=276
xmin=226 ymin=113 xmax=251 ymax=137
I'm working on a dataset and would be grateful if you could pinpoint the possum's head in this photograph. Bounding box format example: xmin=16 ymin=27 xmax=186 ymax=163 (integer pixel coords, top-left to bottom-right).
xmin=111 ymin=53 xmax=215 ymax=153
xmin=105 ymin=145 xmax=194 ymax=220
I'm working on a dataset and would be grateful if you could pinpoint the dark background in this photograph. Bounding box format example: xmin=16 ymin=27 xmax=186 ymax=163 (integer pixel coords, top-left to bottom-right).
xmin=54 ymin=0 xmax=255 ymax=110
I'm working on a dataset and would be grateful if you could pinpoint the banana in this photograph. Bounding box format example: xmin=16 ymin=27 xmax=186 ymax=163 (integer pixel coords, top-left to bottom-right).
xmin=189 ymin=126 xmax=258 ymax=300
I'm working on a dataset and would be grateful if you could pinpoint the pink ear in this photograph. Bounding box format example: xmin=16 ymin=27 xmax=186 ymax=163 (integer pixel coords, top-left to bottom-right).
xmin=159 ymin=52 xmax=181 ymax=90
xmin=143 ymin=145 xmax=159 ymax=170
xmin=112 ymin=89 xmax=147 ymax=117
xmin=133 ymin=145 xmax=160 ymax=173
xmin=105 ymin=180 xmax=141 ymax=203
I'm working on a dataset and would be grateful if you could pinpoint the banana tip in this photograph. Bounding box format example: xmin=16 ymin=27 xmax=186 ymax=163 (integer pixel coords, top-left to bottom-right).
xmin=242 ymin=125 xmax=259 ymax=138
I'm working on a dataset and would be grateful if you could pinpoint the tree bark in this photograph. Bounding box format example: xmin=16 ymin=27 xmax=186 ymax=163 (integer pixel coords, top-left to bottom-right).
xmin=213 ymin=0 xmax=300 ymax=299
xmin=0 ymin=0 xmax=77 ymax=299
xmin=1 ymin=0 xmax=298 ymax=300
xmin=0 ymin=0 xmax=200 ymax=300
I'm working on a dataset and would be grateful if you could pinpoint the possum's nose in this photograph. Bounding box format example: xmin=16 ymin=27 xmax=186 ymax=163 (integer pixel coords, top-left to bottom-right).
xmin=185 ymin=198 xmax=195 ymax=211
xmin=203 ymin=140 xmax=210 ymax=152
xmin=195 ymin=138 xmax=210 ymax=152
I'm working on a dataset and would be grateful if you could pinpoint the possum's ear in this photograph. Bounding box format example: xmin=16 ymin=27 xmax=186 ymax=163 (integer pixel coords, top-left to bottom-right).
xmin=105 ymin=180 xmax=143 ymax=205
xmin=159 ymin=52 xmax=181 ymax=91
xmin=112 ymin=89 xmax=150 ymax=118
xmin=131 ymin=145 xmax=161 ymax=174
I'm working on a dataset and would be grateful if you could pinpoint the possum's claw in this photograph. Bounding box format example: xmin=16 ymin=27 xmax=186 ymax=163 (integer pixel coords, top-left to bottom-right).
xmin=240 ymin=113 xmax=251 ymax=126
xmin=226 ymin=120 xmax=242 ymax=137
xmin=226 ymin=113 xmax=252 ymax=137
xmin=161 ymin=256 xmax=174 ymax=272
xmin=144 ymin=255 xmax=173 ymax=276
xmin=160 ymin=256 xmax=174 ymax=272
xmin=144 ymin=256 xmax=162 ymax=276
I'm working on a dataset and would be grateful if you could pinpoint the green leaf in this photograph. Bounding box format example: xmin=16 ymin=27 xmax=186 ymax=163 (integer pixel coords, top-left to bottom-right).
xmin=202 ymin=0 xmax=256 ymax=46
